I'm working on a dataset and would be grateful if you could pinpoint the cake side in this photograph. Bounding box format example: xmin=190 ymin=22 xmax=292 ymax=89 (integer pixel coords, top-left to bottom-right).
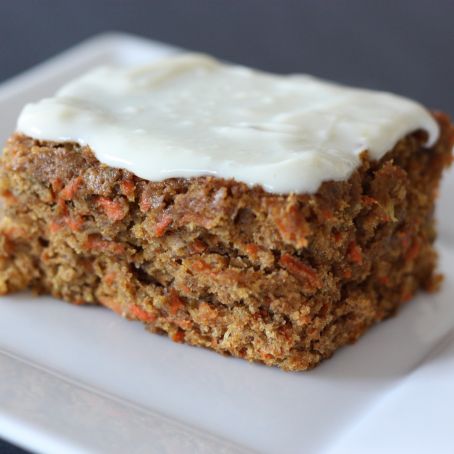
xmin=0 ymin=113 xmax=452 ymax=371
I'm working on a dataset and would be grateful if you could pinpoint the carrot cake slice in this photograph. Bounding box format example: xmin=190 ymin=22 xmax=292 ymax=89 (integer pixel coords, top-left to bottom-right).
xmin=0 ymin=54 xmax=452 ymax=370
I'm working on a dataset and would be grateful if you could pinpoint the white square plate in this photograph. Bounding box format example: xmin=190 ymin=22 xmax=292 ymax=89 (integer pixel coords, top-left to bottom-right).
xmin=0 ymin=32 xmax=453 ymax=454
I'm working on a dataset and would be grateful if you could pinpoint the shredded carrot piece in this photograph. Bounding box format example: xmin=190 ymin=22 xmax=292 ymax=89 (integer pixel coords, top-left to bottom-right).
xmin=171 ymin=330 xmax=185 ymax=343
xmin=320 ymin=209 xmax=333 ymax=220
xmin=73 ymin=299 xmax=86 ymax=305
xmin=167 ymin=289 xmax=184 ymax=315
xmin=51 ymin=178 xmax=63 ymax=193
xmin=177 ymin=319 xmax=193 ymax=330
xmin=83 ymin=235 xmax=125 ymax=255
xmin=56 ymin=196 xmax=68 ymax=216
xmin=245 ymin=243 xmax=259 ymax=258
xmin=98 ymin=296 xmax=123 ymax=315
xmin=97 ymin=197 xmax=128 ymax=222
xmin=192 ymin=259 xmax=212 ymax=272
xmin=3 ymin=225 xmax=27 ymax=239
xmin=130 ymin=304 xmax=157 ymax=323
xmin=1 ymin=190 xmax=18 ymax=205
xmin=180 ymin=284 xmax=191 ymax=294
xmin=154 ymin=215 xmax=172 ymax=237
xmin=65 ymin=215 xmax=84 ymax=232
xmin=120 ymin=179 xmax=135 ymax=199
xmin=60 ymin=176 xmax=83 ymax=201
xmin=49 ymin=220 xmax=63 ymax=233
xmin=274 ymin=204 xmax=309 ymax=248
xmin=104 ymin=272 xmax=117 ymax=286
xmin=361 ymin=196 xmax=378 ymax=206
xmin=109 ymin=242 xmax=126 ymax=255
xmin=198 ymin=302 xmax=217 ymax=322
xmin=139 ymin=193 xmax=151 ymax=213
xmin=279 ymin=253 xmax=321 ymax=289
xmin=405 ymin=241 xmax=420 ymax=262
xmin=347 ymin=242 xmax=363 ymax=265
xmin=49 ymin=215 xmax=83 ymax=233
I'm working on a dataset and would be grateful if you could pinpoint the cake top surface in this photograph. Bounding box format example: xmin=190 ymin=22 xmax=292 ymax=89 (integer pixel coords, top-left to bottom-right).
xmin=16 ymin=53 xmax=439 ymax=193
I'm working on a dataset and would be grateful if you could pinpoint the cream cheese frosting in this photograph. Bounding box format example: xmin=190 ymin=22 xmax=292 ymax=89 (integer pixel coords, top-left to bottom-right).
xmin=17 ymin=54 xmax=439 ymax=193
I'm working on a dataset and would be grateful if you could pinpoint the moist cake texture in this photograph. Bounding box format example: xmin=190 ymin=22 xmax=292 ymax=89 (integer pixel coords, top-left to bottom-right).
xmin=0 ymin=55 xmax=453 ymax=371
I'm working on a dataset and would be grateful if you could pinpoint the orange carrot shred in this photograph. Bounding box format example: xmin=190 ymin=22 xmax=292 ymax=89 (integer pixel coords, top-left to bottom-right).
xmin=98 ymin=296 xmax=123 ymax=316
xmin=1 ymin=190 xmax=18 ymax=205
xmin=65 ymin=215 xmax=84 ymax=232
xmin=180 ymin=284 xmax=191 ymax=294
xmin=167 ymin=289 xmax=184 ymax=315
xmin=279 ymin=253 xmax=321 ymax=289
xmin=347 ymin=242 xmax=363 ymax=265
xmin=49 ymin=220 xmax=63 ymax=233
xmin=130 ymin=305 xmax=157 ymax=323
xmin=192 ymin=259 xmax=212 ymax=272
xmin=361 ymin=196 xmax=378 ymax=206
xmin=320 ymin=209 xmax=333 ymax=220
xmin=83 ymin=235 xmax=125 ymax=255
xmin=60 ymin=176 xmax=83 ymax=201
xmin=405 ymin=241 xmax=420 ymax=262
xmin=97 ymin=197 xmax=128 ymax=222
xmin=120 ymin=179 xmax=135 ymax=198
xmin=104 ymin=272 xmax=117 ymax=286
xmin=154 ymin=215 xmax=172 ymax=237
xmin=172 ymin=330 xmax=185 ymax=343
xmin=139 ymin=193 xmax=151 ymax=213
xmin=245 ymin=243 xmax=259 ymax=258
xmin=51 ymin=178 xmax=63 ymax=193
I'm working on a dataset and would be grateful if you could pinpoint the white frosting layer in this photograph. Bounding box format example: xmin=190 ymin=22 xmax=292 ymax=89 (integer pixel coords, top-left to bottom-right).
xmin=17 ymin=54 xmax=439 ymax=193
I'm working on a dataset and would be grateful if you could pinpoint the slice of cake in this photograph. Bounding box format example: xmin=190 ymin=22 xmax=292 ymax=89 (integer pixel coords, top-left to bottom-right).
xmin=0 ymin=54 xmax=452 ymax=371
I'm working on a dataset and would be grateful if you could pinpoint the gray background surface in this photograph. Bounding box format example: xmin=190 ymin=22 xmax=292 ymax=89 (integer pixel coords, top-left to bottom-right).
xmin=0 ymin=1 xmax=452 ymax=453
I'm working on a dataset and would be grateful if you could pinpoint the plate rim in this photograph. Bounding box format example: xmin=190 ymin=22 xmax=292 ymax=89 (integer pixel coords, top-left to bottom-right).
xmin=0 ymin=347 xmax=252 ymax=454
